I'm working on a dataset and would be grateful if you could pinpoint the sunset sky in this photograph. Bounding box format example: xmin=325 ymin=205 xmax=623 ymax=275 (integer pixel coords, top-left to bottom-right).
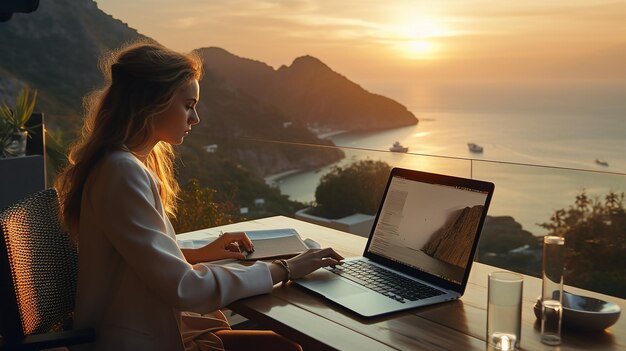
xmin=96 ymin=1 xmax=626 ymax=102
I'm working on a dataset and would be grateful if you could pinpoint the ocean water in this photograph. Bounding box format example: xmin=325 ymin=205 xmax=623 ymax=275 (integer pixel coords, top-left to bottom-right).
xmin=273 ymin=86 xmax=626 ymax=236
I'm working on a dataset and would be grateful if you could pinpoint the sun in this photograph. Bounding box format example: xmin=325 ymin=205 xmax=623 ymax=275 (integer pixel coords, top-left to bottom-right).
xmin=406 ymin=40 xmax=435 ymax=57
xmin=390 ymin=19 xmax=447 ymax=60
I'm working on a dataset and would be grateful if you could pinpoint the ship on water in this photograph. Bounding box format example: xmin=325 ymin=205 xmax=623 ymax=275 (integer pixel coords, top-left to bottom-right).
xmin=468 ymin=143 xmax=484 ymax=153
xmin=389 ymin=141 xmax=409 ymax=153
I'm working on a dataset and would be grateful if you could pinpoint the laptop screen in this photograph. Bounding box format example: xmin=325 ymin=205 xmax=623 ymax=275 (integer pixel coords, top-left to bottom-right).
xmin=366 ymin=173 xmax=491 ymax=285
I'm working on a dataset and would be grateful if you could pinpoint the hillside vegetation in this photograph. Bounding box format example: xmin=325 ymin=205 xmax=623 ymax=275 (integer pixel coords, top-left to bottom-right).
xmin=1 ymin=0 xmax=417 ymax=188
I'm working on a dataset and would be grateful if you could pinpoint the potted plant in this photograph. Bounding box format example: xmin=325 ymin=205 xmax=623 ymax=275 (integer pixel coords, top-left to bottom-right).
xmin=0 ymin=87 xmax=38 ymax=157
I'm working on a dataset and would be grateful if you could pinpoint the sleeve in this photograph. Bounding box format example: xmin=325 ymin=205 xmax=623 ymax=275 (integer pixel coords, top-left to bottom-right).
xmin=89 ymin=157 xmax=273 ymax=314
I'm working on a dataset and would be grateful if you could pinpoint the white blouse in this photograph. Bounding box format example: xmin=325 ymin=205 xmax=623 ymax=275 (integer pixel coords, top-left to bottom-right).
xmin=72 ymin=150 xmax=273 ymax=351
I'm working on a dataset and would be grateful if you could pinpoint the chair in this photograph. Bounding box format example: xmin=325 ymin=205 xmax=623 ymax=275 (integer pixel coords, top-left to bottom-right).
xmin=0 ymin=188 xmax=95 ymax=350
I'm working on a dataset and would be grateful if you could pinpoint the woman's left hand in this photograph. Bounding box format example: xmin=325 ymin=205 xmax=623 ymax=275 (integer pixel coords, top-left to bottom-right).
xmin=185 ymin=232 xmax=254 ymax=263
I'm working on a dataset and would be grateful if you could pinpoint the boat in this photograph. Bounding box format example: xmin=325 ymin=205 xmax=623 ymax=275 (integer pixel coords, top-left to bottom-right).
xmin=595 ymin=159 xmax=609 ymax=167
xmin=389 ymin=141 xmax=408 ymax=153
xmin=468 ymin=143 xmax=483 ymax=153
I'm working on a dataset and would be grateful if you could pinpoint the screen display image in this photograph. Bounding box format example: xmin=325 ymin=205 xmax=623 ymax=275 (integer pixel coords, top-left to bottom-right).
xmin=368 ymin=176 xmax=489 ymax=284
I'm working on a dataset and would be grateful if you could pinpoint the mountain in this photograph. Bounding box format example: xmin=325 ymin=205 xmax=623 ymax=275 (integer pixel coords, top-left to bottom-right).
xmin=0 ymin=0 xmax=417 ymax=209
xmin=177 ymin=68 xmax=344 ymax=179
xmin=0 ymin=0 xmax=144 ymax=131
xmin=199 ymin=47 xmax=418 ymax=131
xmin=0 ymin=0 xmax=342 ymax=178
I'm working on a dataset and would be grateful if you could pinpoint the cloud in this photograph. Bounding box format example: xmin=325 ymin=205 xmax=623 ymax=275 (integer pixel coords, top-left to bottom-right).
xmin=96 ymin=0 xmax=626 ymax=86
xmin=163 ymin=17 xmax=201 ymax=29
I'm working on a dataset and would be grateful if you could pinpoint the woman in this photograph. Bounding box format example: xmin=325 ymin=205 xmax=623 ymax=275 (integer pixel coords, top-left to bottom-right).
xmin=55 ymin=40 xmax=343 ymax=351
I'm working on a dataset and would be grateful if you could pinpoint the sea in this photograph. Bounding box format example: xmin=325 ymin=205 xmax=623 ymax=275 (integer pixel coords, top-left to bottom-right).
xmin=270 ymin=85 xmax=626 ymax=236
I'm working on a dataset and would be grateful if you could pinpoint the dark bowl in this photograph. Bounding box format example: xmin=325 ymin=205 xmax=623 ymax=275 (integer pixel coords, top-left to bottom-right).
xmin=533 ymin=291 xmax=621 ymax=332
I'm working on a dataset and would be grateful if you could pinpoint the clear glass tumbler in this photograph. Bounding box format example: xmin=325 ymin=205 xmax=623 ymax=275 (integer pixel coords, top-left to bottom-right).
xmin=541 ymin=235 xmax=565 ymax=345
xmin=487 ymin=271 xmax=523 ymax=350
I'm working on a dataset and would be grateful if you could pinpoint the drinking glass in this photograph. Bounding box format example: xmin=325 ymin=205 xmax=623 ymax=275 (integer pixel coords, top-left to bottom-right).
xmin=487 ymin=271 xmax=523 ymax=350
xmin=541 ymin=235 xmax=565 ymax=345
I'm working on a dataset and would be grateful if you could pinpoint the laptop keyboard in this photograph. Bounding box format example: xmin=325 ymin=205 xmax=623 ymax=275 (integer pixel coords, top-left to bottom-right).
xmin=325 ymin=260 xmax=445 ymax=303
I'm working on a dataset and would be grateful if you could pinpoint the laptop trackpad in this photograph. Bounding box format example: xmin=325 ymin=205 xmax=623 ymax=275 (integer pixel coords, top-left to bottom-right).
xmin=308 ymin=278 xmax=368 ymax=298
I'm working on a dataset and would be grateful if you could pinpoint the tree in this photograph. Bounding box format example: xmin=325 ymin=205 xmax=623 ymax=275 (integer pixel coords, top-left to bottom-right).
xmin=170 ymin=179 xmax=238 ymax=233
xmin=312 ymin=160 xmax=391 ymax=218
xmin=539 ymin=190 xmax=626 ymax=298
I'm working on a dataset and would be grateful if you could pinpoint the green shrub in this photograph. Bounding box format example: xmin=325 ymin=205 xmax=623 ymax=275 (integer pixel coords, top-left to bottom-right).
xmin=312 ymin=160 xmax=391 ymax=218
xmin=539 ymin=190 xmax=626 ymax=298
xmin=170 ymin=179 xmax=238 ymax=233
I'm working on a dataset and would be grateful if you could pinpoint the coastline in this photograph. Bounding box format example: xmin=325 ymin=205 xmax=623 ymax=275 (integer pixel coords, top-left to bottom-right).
xmin=261 ymin=129 xmax=351 ymax=186
xmin=263 ymin=169 xmax=303 ymax=186
xmin=267 ymin=111 xmax=625 ymax=239
xmin=316 ymin=129 xmax=349 ymax=139
xmin=268 ymin=119 xmax=626 ymax=238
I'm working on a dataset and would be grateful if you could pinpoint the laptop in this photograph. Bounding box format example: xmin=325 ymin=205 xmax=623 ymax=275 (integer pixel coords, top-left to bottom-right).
xmin=294 ymin=167 xmax=495 ymax=317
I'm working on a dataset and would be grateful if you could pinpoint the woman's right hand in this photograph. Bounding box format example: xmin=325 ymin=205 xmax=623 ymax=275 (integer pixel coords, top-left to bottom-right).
xmin=269 ymin=248 xmax=344 ymax=285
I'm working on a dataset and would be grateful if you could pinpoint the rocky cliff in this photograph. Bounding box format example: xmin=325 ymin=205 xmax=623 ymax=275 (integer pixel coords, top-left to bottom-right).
xmin=422 ymin=205 xmax=484 ymax=268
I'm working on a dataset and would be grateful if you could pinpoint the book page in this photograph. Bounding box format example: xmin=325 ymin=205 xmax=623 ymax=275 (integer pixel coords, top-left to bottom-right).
xmin=177 ymin=228 xmax=310 ymax=260
xmin=243 ymin=229 xmax=309 ymax=260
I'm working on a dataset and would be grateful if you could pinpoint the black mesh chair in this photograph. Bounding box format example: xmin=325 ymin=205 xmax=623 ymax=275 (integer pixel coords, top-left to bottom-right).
xmin=0 ymin=188 xmax=95 ymax=350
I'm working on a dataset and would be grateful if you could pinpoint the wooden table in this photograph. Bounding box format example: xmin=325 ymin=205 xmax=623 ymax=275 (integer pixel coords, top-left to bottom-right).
xmin=178 ymin=216 xmax=626 ymax=350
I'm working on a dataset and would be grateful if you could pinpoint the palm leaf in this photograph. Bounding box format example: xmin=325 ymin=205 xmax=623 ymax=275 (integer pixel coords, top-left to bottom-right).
xmin=15 ymin=88 xmax=38 ymax=129
xmin=0 ymin=103 xmax=12 ymax=122
xmin=0 ymin=88 xmax=39 ymax=136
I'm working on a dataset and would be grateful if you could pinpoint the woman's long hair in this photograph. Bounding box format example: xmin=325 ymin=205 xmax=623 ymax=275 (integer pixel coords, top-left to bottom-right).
xmin=55 ymin=40 xmax=203 ymax=238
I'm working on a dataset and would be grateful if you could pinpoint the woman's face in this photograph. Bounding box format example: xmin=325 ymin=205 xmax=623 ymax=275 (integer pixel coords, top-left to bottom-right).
xmin=152 ymin=79 xmax=200 ymax=145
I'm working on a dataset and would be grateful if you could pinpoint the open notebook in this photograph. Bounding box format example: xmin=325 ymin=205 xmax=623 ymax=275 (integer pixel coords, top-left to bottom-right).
xmin=177 ymin=228 xmax=311 ymax=260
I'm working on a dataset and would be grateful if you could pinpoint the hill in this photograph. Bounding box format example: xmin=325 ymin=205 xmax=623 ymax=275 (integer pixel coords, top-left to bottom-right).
xmin=0 ymin=0 xmax=143 ymax=131
xmin=0 ymin=0 xmax=343 ymax=177
xmin=0 ymin=0 xmax=419 ymax=219
xmin=199 ymin=47 xmax=418 ymax=131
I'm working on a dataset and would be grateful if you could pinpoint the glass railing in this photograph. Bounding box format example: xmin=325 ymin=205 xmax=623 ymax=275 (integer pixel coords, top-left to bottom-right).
xmin=202 ymin=135 xmax=626 ymax=298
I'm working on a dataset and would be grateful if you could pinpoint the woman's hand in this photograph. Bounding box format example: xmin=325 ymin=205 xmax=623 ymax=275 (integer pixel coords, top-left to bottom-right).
xmin=287 ymin=248 xmax=344 ymax=279
xmin=183 ymin=232 xmax=254 ymax=264
xmin=269 ymin=248 xmax=344 ymax=285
